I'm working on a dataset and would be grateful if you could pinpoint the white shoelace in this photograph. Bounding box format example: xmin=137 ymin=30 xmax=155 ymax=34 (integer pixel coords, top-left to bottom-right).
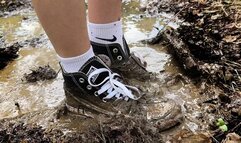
xmin=88 ymin=68 xmax=141 ymax=102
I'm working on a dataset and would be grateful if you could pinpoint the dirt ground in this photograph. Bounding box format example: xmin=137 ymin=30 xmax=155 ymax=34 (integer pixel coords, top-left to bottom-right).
xmin=0 ymin=0 xmax=31 ymax=16
xmin=0 ymin=42 xmax=20 ymax=70
xmin=0 ymin=1 xmax=174 ymax=142
xmin=1 ymin=0 xmax=241 ymax=143
xmin=144 ymin=0 xmax=241 ymax=142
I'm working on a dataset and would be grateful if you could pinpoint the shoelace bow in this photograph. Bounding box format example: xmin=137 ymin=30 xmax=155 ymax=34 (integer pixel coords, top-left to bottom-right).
xmin=88 ymin=68 xmax=140 ymax=102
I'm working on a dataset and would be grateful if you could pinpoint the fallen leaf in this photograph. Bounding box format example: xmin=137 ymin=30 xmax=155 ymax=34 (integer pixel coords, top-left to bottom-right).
xmin=223 ymin=35 xmax=238 ymax=43
xmin=211 ymin=14 xmax=222 ymax=20
xmin=1 ymin=0 xmax=6 ymax=4
xmin=223 ymin=133 xmax=241 ymax=143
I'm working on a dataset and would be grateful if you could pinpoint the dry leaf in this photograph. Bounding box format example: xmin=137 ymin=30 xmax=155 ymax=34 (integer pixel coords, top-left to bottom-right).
xmin=211 ymin=14 xmax=222 ymax=20
xmin=223 ymin=133 xmax=241 ymax=143
xmin=1 ymin=0 xmax=6 ymax=4
xmin=223 ymin=35 xmax=238 ymax=43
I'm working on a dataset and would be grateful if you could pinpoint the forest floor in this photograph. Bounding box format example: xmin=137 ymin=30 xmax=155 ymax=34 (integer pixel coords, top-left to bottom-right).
xmin=144 ymin=0 xmax=241 ymax=142
xmin=1 ymin=0 xmax=241 ymax=142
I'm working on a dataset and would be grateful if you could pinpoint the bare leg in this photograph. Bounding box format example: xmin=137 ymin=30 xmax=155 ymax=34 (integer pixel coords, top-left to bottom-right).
xmin=88 ymin=0 xmax=121 ymax=23
xmin=32 ymin=0 xmax=90 ymax=58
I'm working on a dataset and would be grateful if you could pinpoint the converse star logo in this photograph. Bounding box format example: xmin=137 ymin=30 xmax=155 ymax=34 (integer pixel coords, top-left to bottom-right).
xmin=86 ymin=66 xmax=99 ymax=83
xmin=95 ymin=35 xmax=117 ymax=42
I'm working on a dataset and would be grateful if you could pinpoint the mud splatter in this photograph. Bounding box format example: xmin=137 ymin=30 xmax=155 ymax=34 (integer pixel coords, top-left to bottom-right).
xmin=87 ymin=115 xmax=162 ymax=143
xmin=0 ymin=121 xmax=87 ymax=143
xmin=23 ymin=65 xmax=58 ymax=82
xmin=0 ymin=42 xmax=20 ymax=70
xmin=144 ymin=0 xmax=241 ymax=142
xmin=0 ymin=0 xmax=31 ymax=16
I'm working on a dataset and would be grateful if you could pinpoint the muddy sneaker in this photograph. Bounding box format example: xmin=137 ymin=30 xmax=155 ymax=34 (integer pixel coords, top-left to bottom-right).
xmin=91 ymin=37 xmax=151 ymax=80
xmin=61 ymin=56 xmax=183 ymax=131
xmin=142 ymin=96 xmax=183 ymax=131
xmin=62 ymin=56 xmax=142 ymax=116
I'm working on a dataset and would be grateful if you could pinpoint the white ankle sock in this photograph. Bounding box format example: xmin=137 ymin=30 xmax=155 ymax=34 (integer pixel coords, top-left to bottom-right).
xmin=58 ymin=47 xmax=95 ymax=73
xmin=88 ymin=20 xmax=125 ymax=53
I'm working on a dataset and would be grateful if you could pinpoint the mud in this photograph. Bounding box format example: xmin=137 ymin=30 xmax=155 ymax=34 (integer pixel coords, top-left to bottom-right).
xmin=169 ymin=129 xmax=212 ymax=143
xmin=0 ymin=35 xmax=50 ymax=70
xmin=23 ymin=65 xmax=58 ymax=82
xmin=0 ymin=42 xmax=20 ymax=70
xmin=0 ymin=0 xmax=229 ymax=142
xmin=83 ymin=115 xmax=162 ymax=143
xmin=0 ymin=122 xmax=51 ymax=142
xmin=0 ymin=113 xmax=162 ymax=143
xmin=0 ymin=0 xmax=31 ymax=16
xmin=0 ymin=121 xmax=87 ymax=143
xmin=145 ymin=0 xmax=241 ymax=89
xmin=144 ymin=0 xmax=241 ymax=142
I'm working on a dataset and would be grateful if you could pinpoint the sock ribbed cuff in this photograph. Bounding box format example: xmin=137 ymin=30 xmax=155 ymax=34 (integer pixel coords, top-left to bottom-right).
xmin=58 ymin=47 xmax=95 ymax=73
xmin=88 ymin=20 xmax=122 ymax=29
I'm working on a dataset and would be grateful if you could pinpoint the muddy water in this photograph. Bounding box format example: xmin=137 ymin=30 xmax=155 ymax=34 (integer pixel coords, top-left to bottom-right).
xmin=0 ymin=0 xmax=204 ymax=137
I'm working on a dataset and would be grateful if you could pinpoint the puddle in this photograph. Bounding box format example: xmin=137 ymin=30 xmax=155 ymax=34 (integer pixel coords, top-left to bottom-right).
xmin=0 ymin=48 xmax=64 ymax=119
xmin=0 ymin=0 xmax=205 ymax=139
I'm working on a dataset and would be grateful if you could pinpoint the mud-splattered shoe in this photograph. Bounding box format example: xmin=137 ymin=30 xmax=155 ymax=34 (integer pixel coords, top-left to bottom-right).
xmin=91 ymin=37 xmax=151 ymax=80
xmin=142 ymin=96 xmax=183 ymax=131
xmin=62 ymin=56 xmax=142 ymax=116
xmin=61 ymin=56 xmax=183 ymax=131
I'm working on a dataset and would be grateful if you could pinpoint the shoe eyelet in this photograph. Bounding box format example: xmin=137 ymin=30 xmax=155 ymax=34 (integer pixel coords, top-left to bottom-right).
xmin=79 ymin=78 xmax=84 ymax=83
xmin=87 ymin=85 xmax=92 ymax=90
xmin=113 ymin=48 xmax=118 ymax=53
xmin=94 ymin=91 xmax=98 ymax=96
xmin=90 ymin=77 xmax=95 ymax=81
xmin=117 ymin=56 xmax=123 ymax=61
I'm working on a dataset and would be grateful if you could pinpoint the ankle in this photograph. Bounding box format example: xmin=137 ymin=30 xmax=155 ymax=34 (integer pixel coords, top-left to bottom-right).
xmin=58 ymin=47 xmax=95 ymax=73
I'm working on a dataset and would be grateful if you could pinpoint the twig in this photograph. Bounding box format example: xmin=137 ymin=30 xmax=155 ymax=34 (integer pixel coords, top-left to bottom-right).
xmin=158 ymin=2 xmax=190 ymax=32
xmin=207 ymin=131 xmax=220 ymax=143
xmin=224 ymin=60 xmax=241 ymax=68
xmin=211 ymin=135 xmax=220 ymax=143
xmin=230 ymin=121 xmax=241 ymax=132
xmin=99 ymin=122 xmax=107 ymax=143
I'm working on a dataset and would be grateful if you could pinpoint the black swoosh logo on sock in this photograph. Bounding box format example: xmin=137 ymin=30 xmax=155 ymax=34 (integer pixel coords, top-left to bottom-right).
xmin=95 ymin=35 xmax=117 ymax=42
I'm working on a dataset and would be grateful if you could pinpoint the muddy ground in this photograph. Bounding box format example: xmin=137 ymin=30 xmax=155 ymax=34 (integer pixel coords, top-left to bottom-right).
xmin=1 ymin=0 xmax=241 ymax=143
xmin=0 ymin=42 xmax=20 ymax=70
xmin=144 ymin=0 xmax=241 ymax=142
xmin=0 ymin=1 xmax=181 ymax=142
xmin=0 ymin=0 xmax=31 ymax=16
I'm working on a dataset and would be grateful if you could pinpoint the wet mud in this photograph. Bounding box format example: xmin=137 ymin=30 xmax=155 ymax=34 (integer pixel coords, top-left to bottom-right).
xmin=144 ymin=0 xmax=241 ymax=142
xmin=0 ymin=121 xmax=87 ymax=143
xmin=0 ymin=42 xmax=20 ymax=70
xmin=0 ymin=0 xmax=235 ymax=142
xmin=0 ymin=113 xmax=162 ymax=143
xmin=81 ymin=115 xmax=162 ymax=143
xmin=0 ymin=0 xmax=31 ymax=16
xmin=23 ymin=65 xmax=58 ymax=83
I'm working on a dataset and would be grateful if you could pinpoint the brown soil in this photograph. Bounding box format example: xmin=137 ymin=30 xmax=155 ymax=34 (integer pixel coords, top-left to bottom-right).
xmin=0 ymin=114 xmax=162 ymax=143
xmin=23 ymin=65 xmax=58 ymax=82
xmin=0 ymin=42 xmax=21 ymax=70
xmin=0 ymin=121 xmax=86 ymax=143
xmin=0 ymin=0 xmax=31 ymax=15
xmin=2 ymin=0 xmax=241 ymax=142
xmin=145 ymin=0 xmax=241 ymax=142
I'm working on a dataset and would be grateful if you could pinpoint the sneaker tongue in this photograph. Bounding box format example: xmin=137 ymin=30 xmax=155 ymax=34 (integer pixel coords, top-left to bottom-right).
xmin=79 ymin=56 xmax=109 ymax=85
